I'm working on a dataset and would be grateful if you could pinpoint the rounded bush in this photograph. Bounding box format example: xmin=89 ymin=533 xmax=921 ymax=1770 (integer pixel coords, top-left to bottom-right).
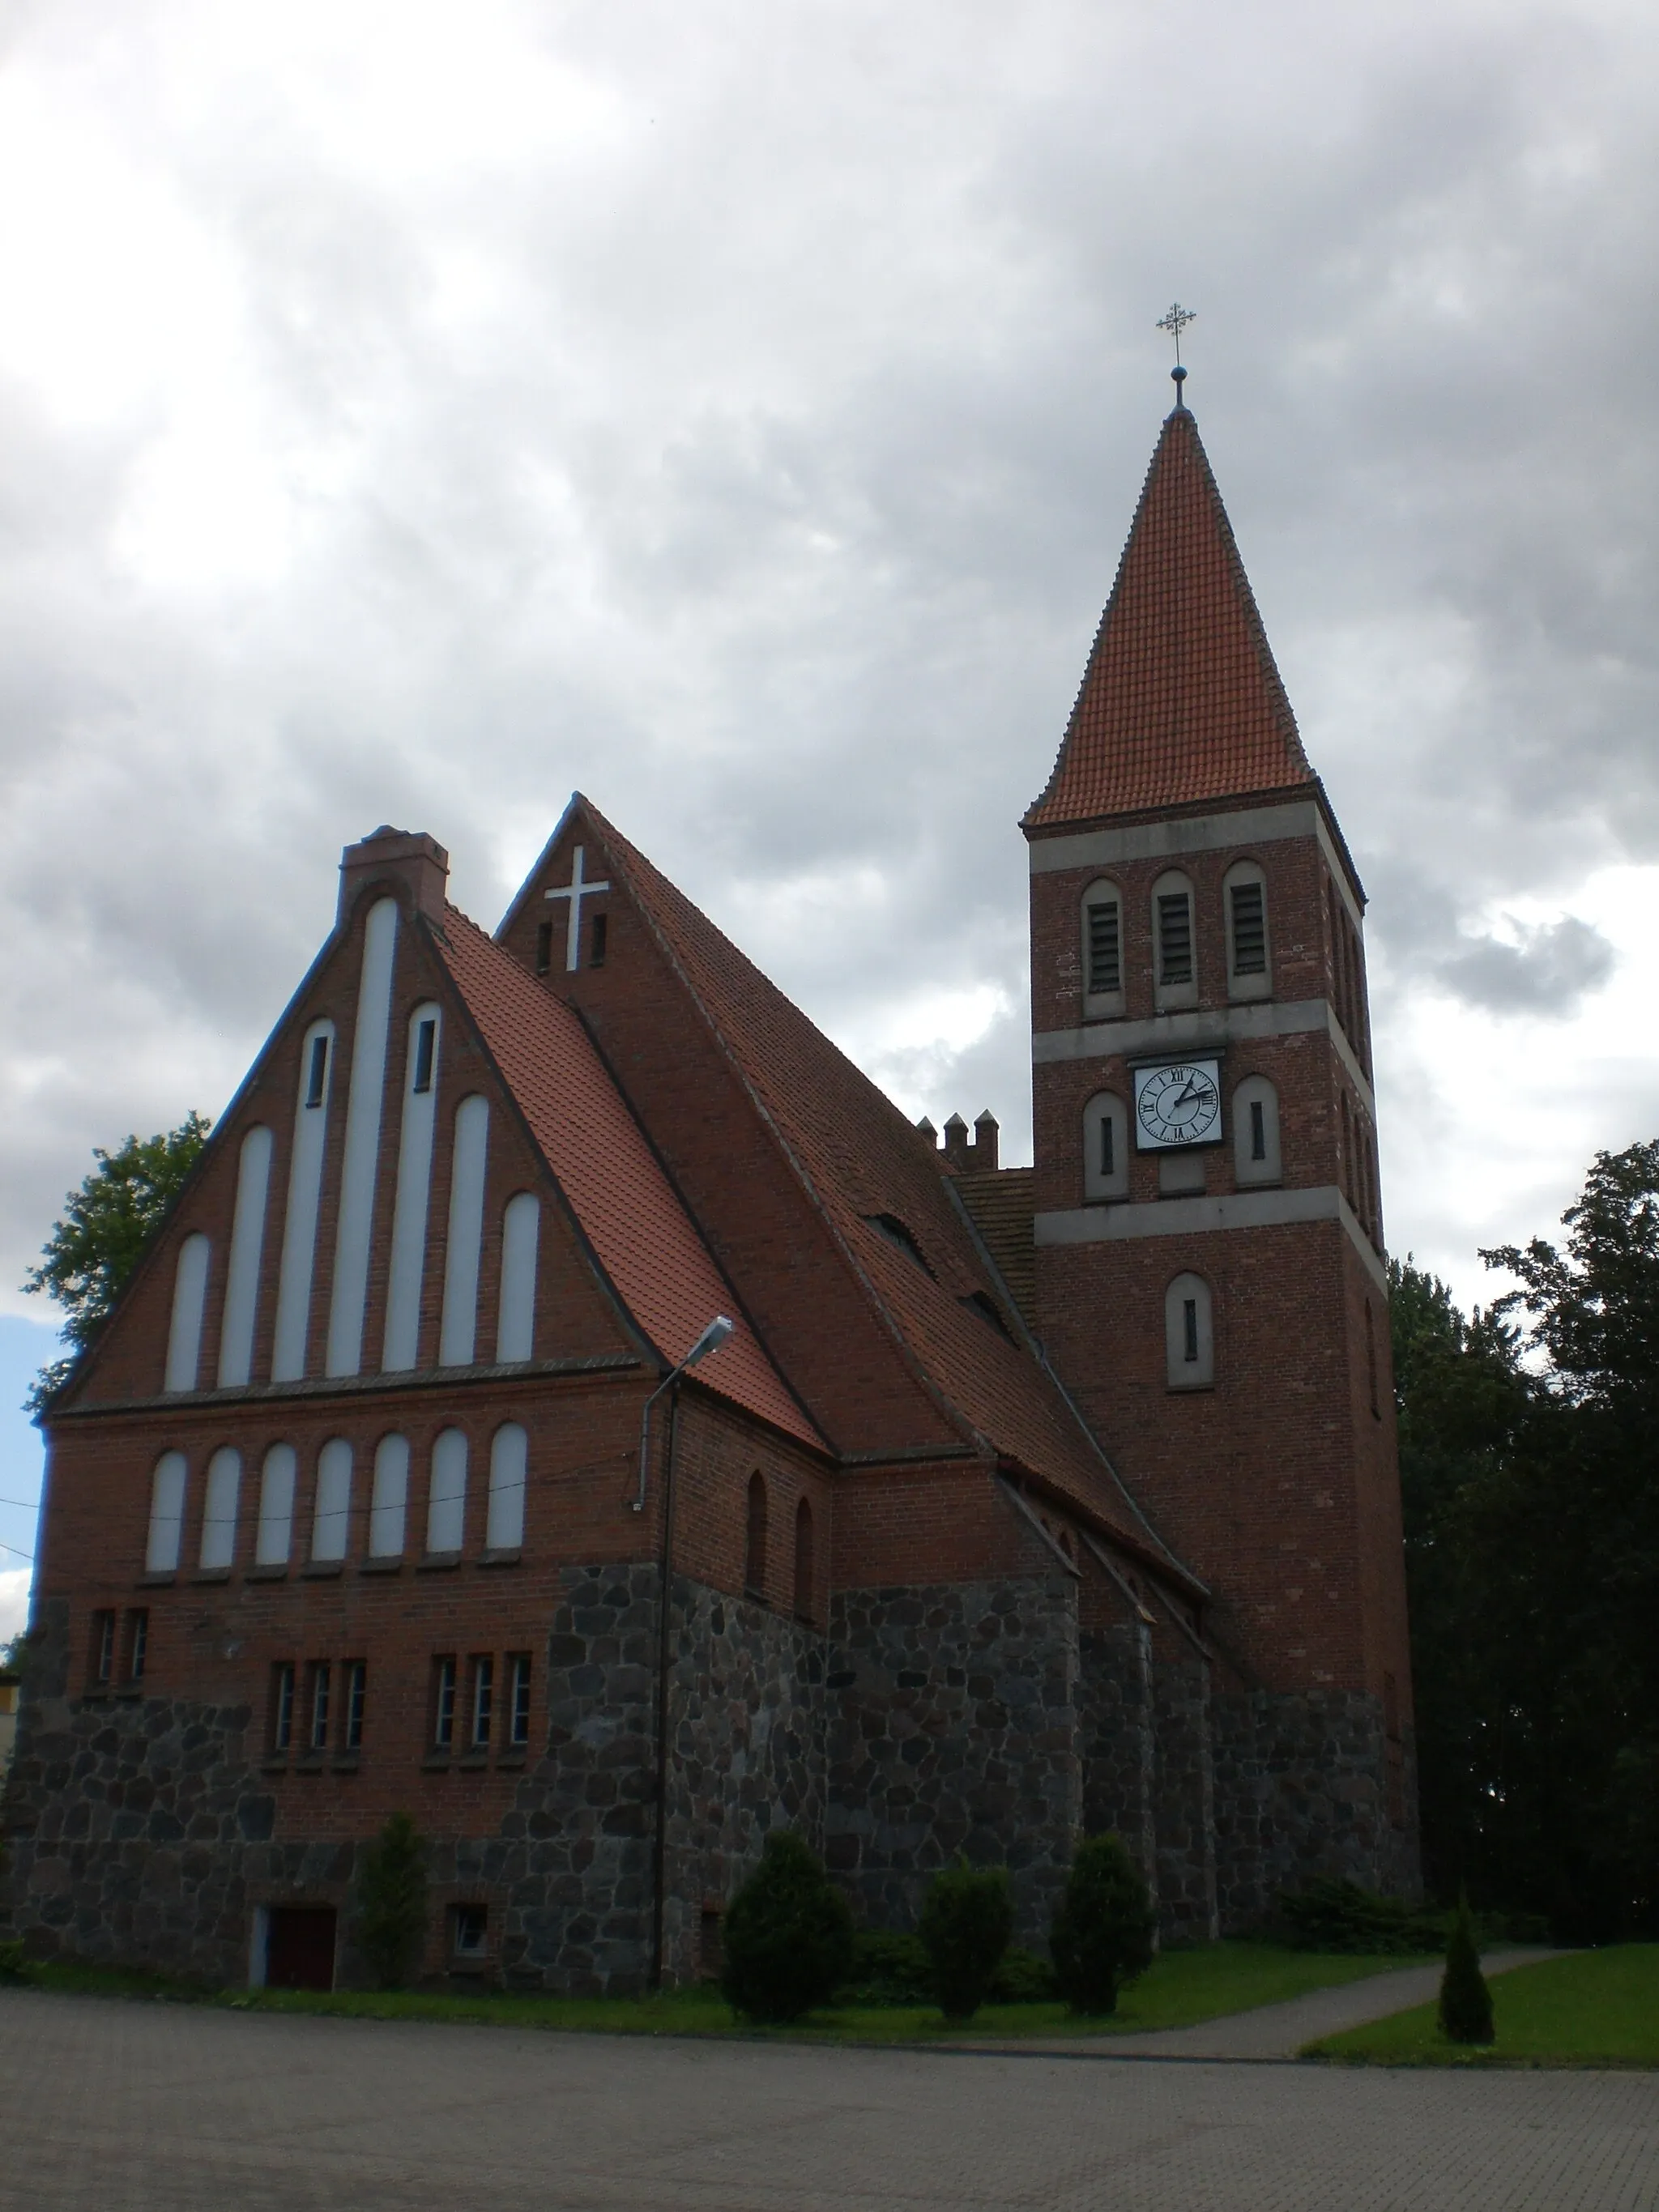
xmin=721 ymin=1832 xmax=854 ymax=2023
xmin=1050 ymin=1834 xmax=1155 ymax=2016
xmin=919 ymin=1859 xmax=1014 ymax=2021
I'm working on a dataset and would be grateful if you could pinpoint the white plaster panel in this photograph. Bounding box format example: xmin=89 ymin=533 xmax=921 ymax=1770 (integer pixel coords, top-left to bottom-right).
xmin=217 ymin=1126 xmax=273 ymax=1389
xmin=255 ymin=1443 xmax=296 ymax=1567
xmin=488 ymin=1422 xmax=527 ymax=1549
xmin=369 ymin=1432 xmax=410 ymax=1558
xmin=439 ymin=1094 xmax=490 ymax=1366
xmin=426 ymin=1428 xmax=468 ymax=1554
xmin=271 ymin=1018 xmax=335 ymax=1383
xmin=311 ymin=1437 xmax=353 ymax=1562
xmin=326 ymin=897 xmax=400 ymax=1379
xmin=382 ymin=1003 xmax=442 ymax=1372
xmin=199 ymin=1445 xmax=241 ymax=1571
xmin=164 ymin=1234 xmax=211 ymax=1395
xmin=496 ymin=1191 xmax=540 ymax=1364
xmin=146 ymin=1451 xmax=187 ymax=1574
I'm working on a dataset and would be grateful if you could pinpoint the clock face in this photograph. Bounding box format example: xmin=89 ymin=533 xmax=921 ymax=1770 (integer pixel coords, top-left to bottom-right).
xmin=1134 ymin=1059 xmax=1222 ymax=1150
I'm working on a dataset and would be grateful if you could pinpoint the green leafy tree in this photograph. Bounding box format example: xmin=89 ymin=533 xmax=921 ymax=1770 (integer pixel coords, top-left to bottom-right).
xmin=917 ymin=1858 xmax=1013 ymax=2021
xmin=1437 ymin=1892 xmax=1495 ymax=2045
xmin=1049 ymin=1834 xmax=1155 ymax=2015
xmin=20 ymin=1113 xmax=211 ymax=1412
xmin=356 ymin=1812 xmax=429 ymax=1989
xmin=720 ymin=1831 xmax=853 ymax=2023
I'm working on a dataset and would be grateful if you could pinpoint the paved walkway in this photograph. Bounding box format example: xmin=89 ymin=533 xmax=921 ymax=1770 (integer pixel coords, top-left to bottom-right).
xmin=970 ymin=1946 xmax=1562 ymax=2060
xmin=2 ymin=1984 xmax=1657 ymax=2210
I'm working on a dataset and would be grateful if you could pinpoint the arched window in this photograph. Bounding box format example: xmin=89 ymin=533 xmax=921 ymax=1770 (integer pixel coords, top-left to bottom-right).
xmin=1082 ymin=1092 xmax=1130 ymax=1201
xmin=496 ymin=1192 xmax=541 ymax=1364
xmin=255 ymin=1443 xmax=296 ymax=1567
xmin=146 ymin=1451 xmax=187 ymax=1574
xmin=1080 ymin=878 xmax=1125 ymax=1019
xmin=744 ymin=1473 xmax=768 ymax=1602
xmin=311 ymin=1438 xmax=353 ymax=1563
xmin=165 ymin=1233 xmax=211 ymax=1395
xmin=1151 ymin=870 xmax=1197 ymax=1011
xmin=369 ymin=1433 xmax=410 ymax=1558
xmin=1164 ymin=1272 xmax=1214 ymax=1391
xmin=1231 ymin=1075 xmax=1282 ymax=1187
xmin=199 ymin=1446 xmax=241 ymax=1571
xmin=1223 ymin=859 xmax=1270 ymax=999
xmin=426 ymin=1428 xmax=469 ymax=1554
xmin=793 ymin=1498 xmax=815 ymax=1624
xmin=487 ymin=1423 xmax=527 ymax=1551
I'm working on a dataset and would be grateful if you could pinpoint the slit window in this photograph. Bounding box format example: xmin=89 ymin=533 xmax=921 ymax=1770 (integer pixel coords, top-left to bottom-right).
xmin=343 ymin=1661 xmax=366 ymax=1750
xmin=1158 ymin=892 xmax=1193 ymax=985
xmin=305 ymin=1034 xmax=330 ymax=1109
xmin=1086 ymin=900 xmax=1121 ymax=996
xmin=412 ymin=1017 xmax=437 ymax=1094
xmin=1250 ymin=1100 xmax=1266 ymax=1161
xmin=509 ymin=1653 xmax=531 ymax=1746
xmin=589 ymin=912 xmax=608 ymax=967
xmin=309 ymin=1662 xmax=331 ymax=1751
xmin=272 ymin=1662 xmax=295 ymax=1752
xmin=433 ymin=1656 xmax=457 ymax=1750
xmin=126 ymin=1609 xmax=149 ymax=1682
xmin=535 ymin=921 xmax=553 ymax=975
xmin=1183 ymin=1298 xmax=1199 ymax=1364
xmin=1101 ymin=1113 xmax=1115 ymax=1179
xmin=471 ymin=1656 xmax=494 ymax=1748
xmin=1230 ymin=880 xmax=1266 ymax=974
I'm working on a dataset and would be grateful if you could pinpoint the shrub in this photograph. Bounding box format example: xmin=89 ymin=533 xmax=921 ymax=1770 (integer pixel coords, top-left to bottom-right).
xmin=1050 ymin=1834 xmax=1155 ymax=2016
xmin=1277 ymin=1877 xmax=1422 ymax=1954
xmin=987 ymin=1944 xmax=1058 ymax=2004
xmin=919 ymin=1858 xmax=1014 ymax=2021
xmin=722 ymin=1831 xmax=854 ymax=2023
xmin=356 ymin=1812 xmax=429 ymax=1990
xmin=835 ymin=1929 xmax=933 ymax=2007
xmin=0 ymin=1940 xmax=31 ymax=1984
xmin=1438 ymin=1893 xmax=1495 ymax=2045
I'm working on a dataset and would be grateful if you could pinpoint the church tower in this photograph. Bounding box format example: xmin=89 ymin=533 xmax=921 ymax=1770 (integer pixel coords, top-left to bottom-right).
xmin=1022 ymin=381 xmax=1418 ymax=1909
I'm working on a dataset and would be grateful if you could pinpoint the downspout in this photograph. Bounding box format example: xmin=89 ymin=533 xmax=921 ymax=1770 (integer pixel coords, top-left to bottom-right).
xmin=649 ymin=1379 xmax=682 ymax=1991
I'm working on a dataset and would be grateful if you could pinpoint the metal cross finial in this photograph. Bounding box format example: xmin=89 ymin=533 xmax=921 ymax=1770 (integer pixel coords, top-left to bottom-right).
xmin=1156 ymin=301 xmax=1196 ymax=364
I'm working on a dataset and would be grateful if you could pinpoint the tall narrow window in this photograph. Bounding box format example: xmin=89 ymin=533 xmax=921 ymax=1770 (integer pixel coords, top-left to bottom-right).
xmin=305 ymin=1033 xmax=330 ymax=1109
xmin=509 ymin=1653 xmax=531 ymax=1746
xmin=343 ymin=1661 xmax=366 ymax=1750
xmin=311 ymin=1438 xmax=353 ymax=1562
xmin=471 ymin=1656 xmax=494 ymax=1748
xmin=487 ymin=1424 xmax=527 ymax=1551
xmin=1250 ymin=1102 xmax=1265 ymax=1160
xmin=1086 ymin=900 xmax=1120 ymax=995
xmin=256 ymin=1443 xmax=297 ymax=1568
xmin=309 ymin=1661 xmax=332 ymax=1751
xmin=272 ymin=1661 xmax=295 ymax=1752
xmin=199 ymin=1446 xmax=241 ymax=1572
xmin=146 ymin=1451 xmax=188 ymax=1574
xmin=426 ymin=1429 xmax=469 ymax=1555
xmin=126 ymin=1609 xmax=148 ymax=1682
xmin=744 ymin=1473 xmax=768 ymax=1602
xmin=1082 ymin=1093 xmax=1129 ymax=1201
xmin=433 ymin=1656 xmax=458 ymax=1750
xmin=1164 ymin=1272 xmax=1214 ymax=1390
xmin=1231 ymin=1076 xmax=1281 ymax=1187
xmin=369 ymin=1433 xmax=410 ymax=1558
xmin=1102 ymin=1115 xmax=1115 ymax=1178
xmin=535 ymin=921 xmax=553 ymax=975
xmin=1225 ymin=859 xmax=1272 ymax=999
xmin=793 ymin=1498 xmax=815 ymax=1625
xmin=1158 ymin=893 xmax=1192 ymax=983
xmin=412 ymin=1017 xmax=437 ymax=1094
xmin=589 ymin=912 xmax=608 ymax=967
xmin=92 ymin=1609 xmax=116 ymax=1686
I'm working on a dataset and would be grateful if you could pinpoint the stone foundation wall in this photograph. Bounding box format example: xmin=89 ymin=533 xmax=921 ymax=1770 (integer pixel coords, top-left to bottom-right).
xmin=1152 ymin=1647 xmax=1219 ymax=1940
xmin=825 ymin=1575 xmax=1081 ymax=1945
xmin=1077 ymin=1618 xmax=1156 ymax=1903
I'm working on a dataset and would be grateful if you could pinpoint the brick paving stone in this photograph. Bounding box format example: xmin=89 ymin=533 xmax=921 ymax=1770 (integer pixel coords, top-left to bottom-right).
xmin=1 ymin=1986 xmax=1656 ymax=2212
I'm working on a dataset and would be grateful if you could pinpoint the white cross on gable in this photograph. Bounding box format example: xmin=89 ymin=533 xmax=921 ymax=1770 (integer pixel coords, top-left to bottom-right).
xmin=544 ymin=843 xmax=611 ymax=972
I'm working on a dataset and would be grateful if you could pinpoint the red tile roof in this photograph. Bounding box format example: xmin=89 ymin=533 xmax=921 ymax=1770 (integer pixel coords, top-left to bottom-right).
xmin=436 ymin=906 xmax=822 ymax=1451
xmin=573 ymin=802 xmax=1189 ymax=1575
xmin=1026 ymin=407 xmax=1313 ymax=829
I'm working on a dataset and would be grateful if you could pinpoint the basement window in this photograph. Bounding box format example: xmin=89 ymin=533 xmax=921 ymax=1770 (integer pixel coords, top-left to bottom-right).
xmin=453 ymin=1904 xmax=488 ymax=1960
xmin=866 ymin=1213 xmax=934 ymax=1276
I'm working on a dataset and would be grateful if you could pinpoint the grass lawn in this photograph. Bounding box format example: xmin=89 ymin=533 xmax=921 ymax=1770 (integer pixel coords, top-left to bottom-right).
xmin=1306 ymin=1945 xmax=1659 ymax=2068
xmin=15 ymin=1940 xmax=1433 ymax=2044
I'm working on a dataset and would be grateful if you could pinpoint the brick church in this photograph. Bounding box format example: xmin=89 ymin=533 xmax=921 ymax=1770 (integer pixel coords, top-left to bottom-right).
xmin=3 ymin=386 xmax=1417 ymax=1993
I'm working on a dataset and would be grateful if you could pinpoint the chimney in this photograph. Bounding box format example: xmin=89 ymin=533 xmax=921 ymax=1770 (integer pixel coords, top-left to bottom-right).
xmin=943 ymin=1113 xmax=970 ymax=1168
xmin=338 ymin=825 xmax=450 ymax=928
xmin=973 ymin=1110 xmax=1000 ymax=1172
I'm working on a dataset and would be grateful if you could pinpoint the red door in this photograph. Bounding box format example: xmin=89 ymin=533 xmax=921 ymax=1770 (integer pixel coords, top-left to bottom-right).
xmin=266 ymin=1907 xmax=337 ymax=1991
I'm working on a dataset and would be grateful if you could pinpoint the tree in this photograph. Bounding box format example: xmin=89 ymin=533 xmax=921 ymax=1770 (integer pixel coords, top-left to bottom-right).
xmin=917 ymin=1858 xmax=1013 ymax=2021
xmin=1437 ymin=1892 xmax=1495 ymax=2045
xmin=356 ymin=1813 xmax=429 ymax=1988
xmin=1049 ymin=1834 xmax=1155 ymax=2015
xmin=20 ymin=1113 xmax=211 ymax=1412
xmin=720 ymin=1831 xmax=853 ymax=2022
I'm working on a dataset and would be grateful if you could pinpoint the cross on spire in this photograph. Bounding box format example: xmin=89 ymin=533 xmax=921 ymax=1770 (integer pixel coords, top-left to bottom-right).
xmin=544 ymin=842 xmax=611 ymax=971
xmin=1156 ymin=300 xmax=1196 ymax=364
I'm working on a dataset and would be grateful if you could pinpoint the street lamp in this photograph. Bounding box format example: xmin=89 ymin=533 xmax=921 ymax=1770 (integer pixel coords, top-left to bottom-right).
xmin=632 ymin=1315 xmax=734 ymax=1512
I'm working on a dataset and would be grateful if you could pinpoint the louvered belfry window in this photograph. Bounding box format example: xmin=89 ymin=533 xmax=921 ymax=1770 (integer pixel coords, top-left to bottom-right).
xmin=1158 ymin=892 xmax=1193 ymax=985
xmin=1230 ymin=880 xmax=1266 ymax=974
xmin=1086 ymin=899 xmax=1121 ymax=995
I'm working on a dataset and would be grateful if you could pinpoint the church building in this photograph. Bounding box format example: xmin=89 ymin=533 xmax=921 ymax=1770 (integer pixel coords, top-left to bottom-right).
xmin=2 ymin=386 xmax=1417 ymax=1993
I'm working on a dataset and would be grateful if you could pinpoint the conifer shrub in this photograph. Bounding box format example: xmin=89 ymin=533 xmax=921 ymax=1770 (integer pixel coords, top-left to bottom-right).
xmin=1050 ymin=1834 xmax=1156 ymax=2015
xmin=919 ymin=1858 xmax=1015 ymax=2021
xmin=356 ymin=1812 xmax=429 ymax=1990
xmin=1277 ymin=1877 xmax=1424 ymax=1954
xmin=987 ymin=1944 xmax=1058 ymax=2004
xmin=721 ymin=1831 xmax=854 ymax=2023
xmin=836 ymin=1929 xmax=933 ymax=2006
xmin=1437 ymin=1892 xmax=1495 ymax=2044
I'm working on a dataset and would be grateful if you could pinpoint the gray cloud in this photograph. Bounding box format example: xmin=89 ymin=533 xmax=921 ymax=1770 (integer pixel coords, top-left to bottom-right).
xmin=1434 ymin=915 xmax=1618 ymax=1018
xmin=1 ymin=0 xmax=1657 ymax=1315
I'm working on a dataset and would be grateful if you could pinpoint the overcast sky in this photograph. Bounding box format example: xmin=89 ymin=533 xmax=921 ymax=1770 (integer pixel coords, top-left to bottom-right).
xmin=4 ymin=0 xmax=1658 ymax=1625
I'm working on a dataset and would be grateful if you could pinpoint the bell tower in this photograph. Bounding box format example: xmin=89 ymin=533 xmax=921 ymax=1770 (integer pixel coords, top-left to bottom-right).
xmin=1024 ymin=381 xmax=1418 ymax=1908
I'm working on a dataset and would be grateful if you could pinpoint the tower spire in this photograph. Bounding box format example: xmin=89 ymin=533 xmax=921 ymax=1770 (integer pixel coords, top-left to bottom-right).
xmin=1155 ymin=300 xmax=1196 ymax=409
